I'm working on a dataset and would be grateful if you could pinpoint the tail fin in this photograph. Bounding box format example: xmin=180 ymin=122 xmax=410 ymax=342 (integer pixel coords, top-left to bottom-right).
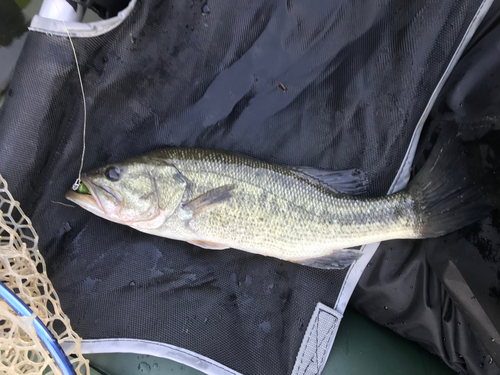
xmin=408 ymin=125 xmax=491 ymax=238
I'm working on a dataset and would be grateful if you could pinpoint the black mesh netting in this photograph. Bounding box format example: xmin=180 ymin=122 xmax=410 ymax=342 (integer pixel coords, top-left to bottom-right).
xmin=0 ymin=0 xmax=498 ymax=374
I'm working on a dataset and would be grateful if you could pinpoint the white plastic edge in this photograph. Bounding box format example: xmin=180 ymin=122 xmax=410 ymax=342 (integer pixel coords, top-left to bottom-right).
xmin=39 ymin=0 xmax=85 ymax=22
xmin=28 ymin=0 xmax=137 ymax=38
xmin=77 ymin=338 xmax=243 ymax=375
xmin=333 ymin=243 xmax=378 ymax=314
xmin=332 ymin=0 xmax=494 ymax=317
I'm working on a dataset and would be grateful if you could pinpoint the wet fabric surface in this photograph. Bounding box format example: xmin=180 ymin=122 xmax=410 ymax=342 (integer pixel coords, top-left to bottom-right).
xmin=0 ymin=0 xmax=496 ymax=374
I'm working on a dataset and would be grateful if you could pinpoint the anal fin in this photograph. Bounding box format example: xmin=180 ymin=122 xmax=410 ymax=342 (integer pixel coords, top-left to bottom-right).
xmin=294 ymin=249 xmax=363 ymax=269
xmin=187 ymin=239 xmax=230 ymax=250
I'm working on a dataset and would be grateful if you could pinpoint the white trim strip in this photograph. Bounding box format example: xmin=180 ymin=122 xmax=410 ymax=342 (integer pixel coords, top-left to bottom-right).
xmin=291 ymin=303 xmax=342 ymax=375
xmin=29 ymin=0 xmax=137 ymax=38
xmin=334 ymin=243 xmax=379 ymax=314
xmin=78 ymin=338 xmax=242 ymax=375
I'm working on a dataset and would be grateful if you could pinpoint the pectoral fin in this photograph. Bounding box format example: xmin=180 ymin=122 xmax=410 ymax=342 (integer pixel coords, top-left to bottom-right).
xmin=294 ymin=249 xmax=363 ymax=269
xmin=182 ymin=184 xmax=236 ymax=218
xmin=187 ymin=239 xmax=230 ymax=250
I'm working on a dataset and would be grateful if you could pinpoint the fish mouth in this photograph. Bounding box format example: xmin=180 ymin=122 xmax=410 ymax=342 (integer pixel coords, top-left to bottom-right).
xmin=65 ymin=178 xmax=122 ymax=220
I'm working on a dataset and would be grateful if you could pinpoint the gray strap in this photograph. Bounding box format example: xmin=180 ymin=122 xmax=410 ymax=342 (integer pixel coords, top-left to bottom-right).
xmin=291 ymin=303 xmax=342 ymax=375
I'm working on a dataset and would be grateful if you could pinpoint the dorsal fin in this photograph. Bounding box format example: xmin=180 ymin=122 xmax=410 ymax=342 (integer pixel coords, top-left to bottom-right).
xmin=292 ymin=167 xmax=369 ymax=195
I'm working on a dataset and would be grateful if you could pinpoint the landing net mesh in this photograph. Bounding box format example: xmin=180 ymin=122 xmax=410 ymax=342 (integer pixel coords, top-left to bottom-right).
xmin=0 ymin=174 xmax=89 ymax=374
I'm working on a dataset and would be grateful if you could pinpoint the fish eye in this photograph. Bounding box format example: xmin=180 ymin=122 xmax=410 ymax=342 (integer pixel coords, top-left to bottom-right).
xmin=105 ymin=166 xmax=121 ymax=181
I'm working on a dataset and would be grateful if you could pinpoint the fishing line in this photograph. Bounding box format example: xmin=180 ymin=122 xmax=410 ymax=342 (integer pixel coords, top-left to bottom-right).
xmin=45 ymin=5 xmax=86 ymax=207
xmin=52 ymin=1 xmax=87 ymax=191
xmin=65 ymin=21 xmax=87 ymax=191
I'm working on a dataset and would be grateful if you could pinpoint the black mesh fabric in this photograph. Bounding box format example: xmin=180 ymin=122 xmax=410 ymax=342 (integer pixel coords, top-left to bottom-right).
xmin=0 ymin=0 xmax=491 ymax=374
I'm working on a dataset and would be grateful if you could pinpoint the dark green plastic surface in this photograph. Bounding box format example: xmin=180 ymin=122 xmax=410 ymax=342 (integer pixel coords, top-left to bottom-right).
xmin=324 ymin=308 xmax=455 ymax=375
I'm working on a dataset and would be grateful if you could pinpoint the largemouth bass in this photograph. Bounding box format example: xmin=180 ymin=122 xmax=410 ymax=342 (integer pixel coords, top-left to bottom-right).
xmin=66 ymin=128 xmax=490 ymax=269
